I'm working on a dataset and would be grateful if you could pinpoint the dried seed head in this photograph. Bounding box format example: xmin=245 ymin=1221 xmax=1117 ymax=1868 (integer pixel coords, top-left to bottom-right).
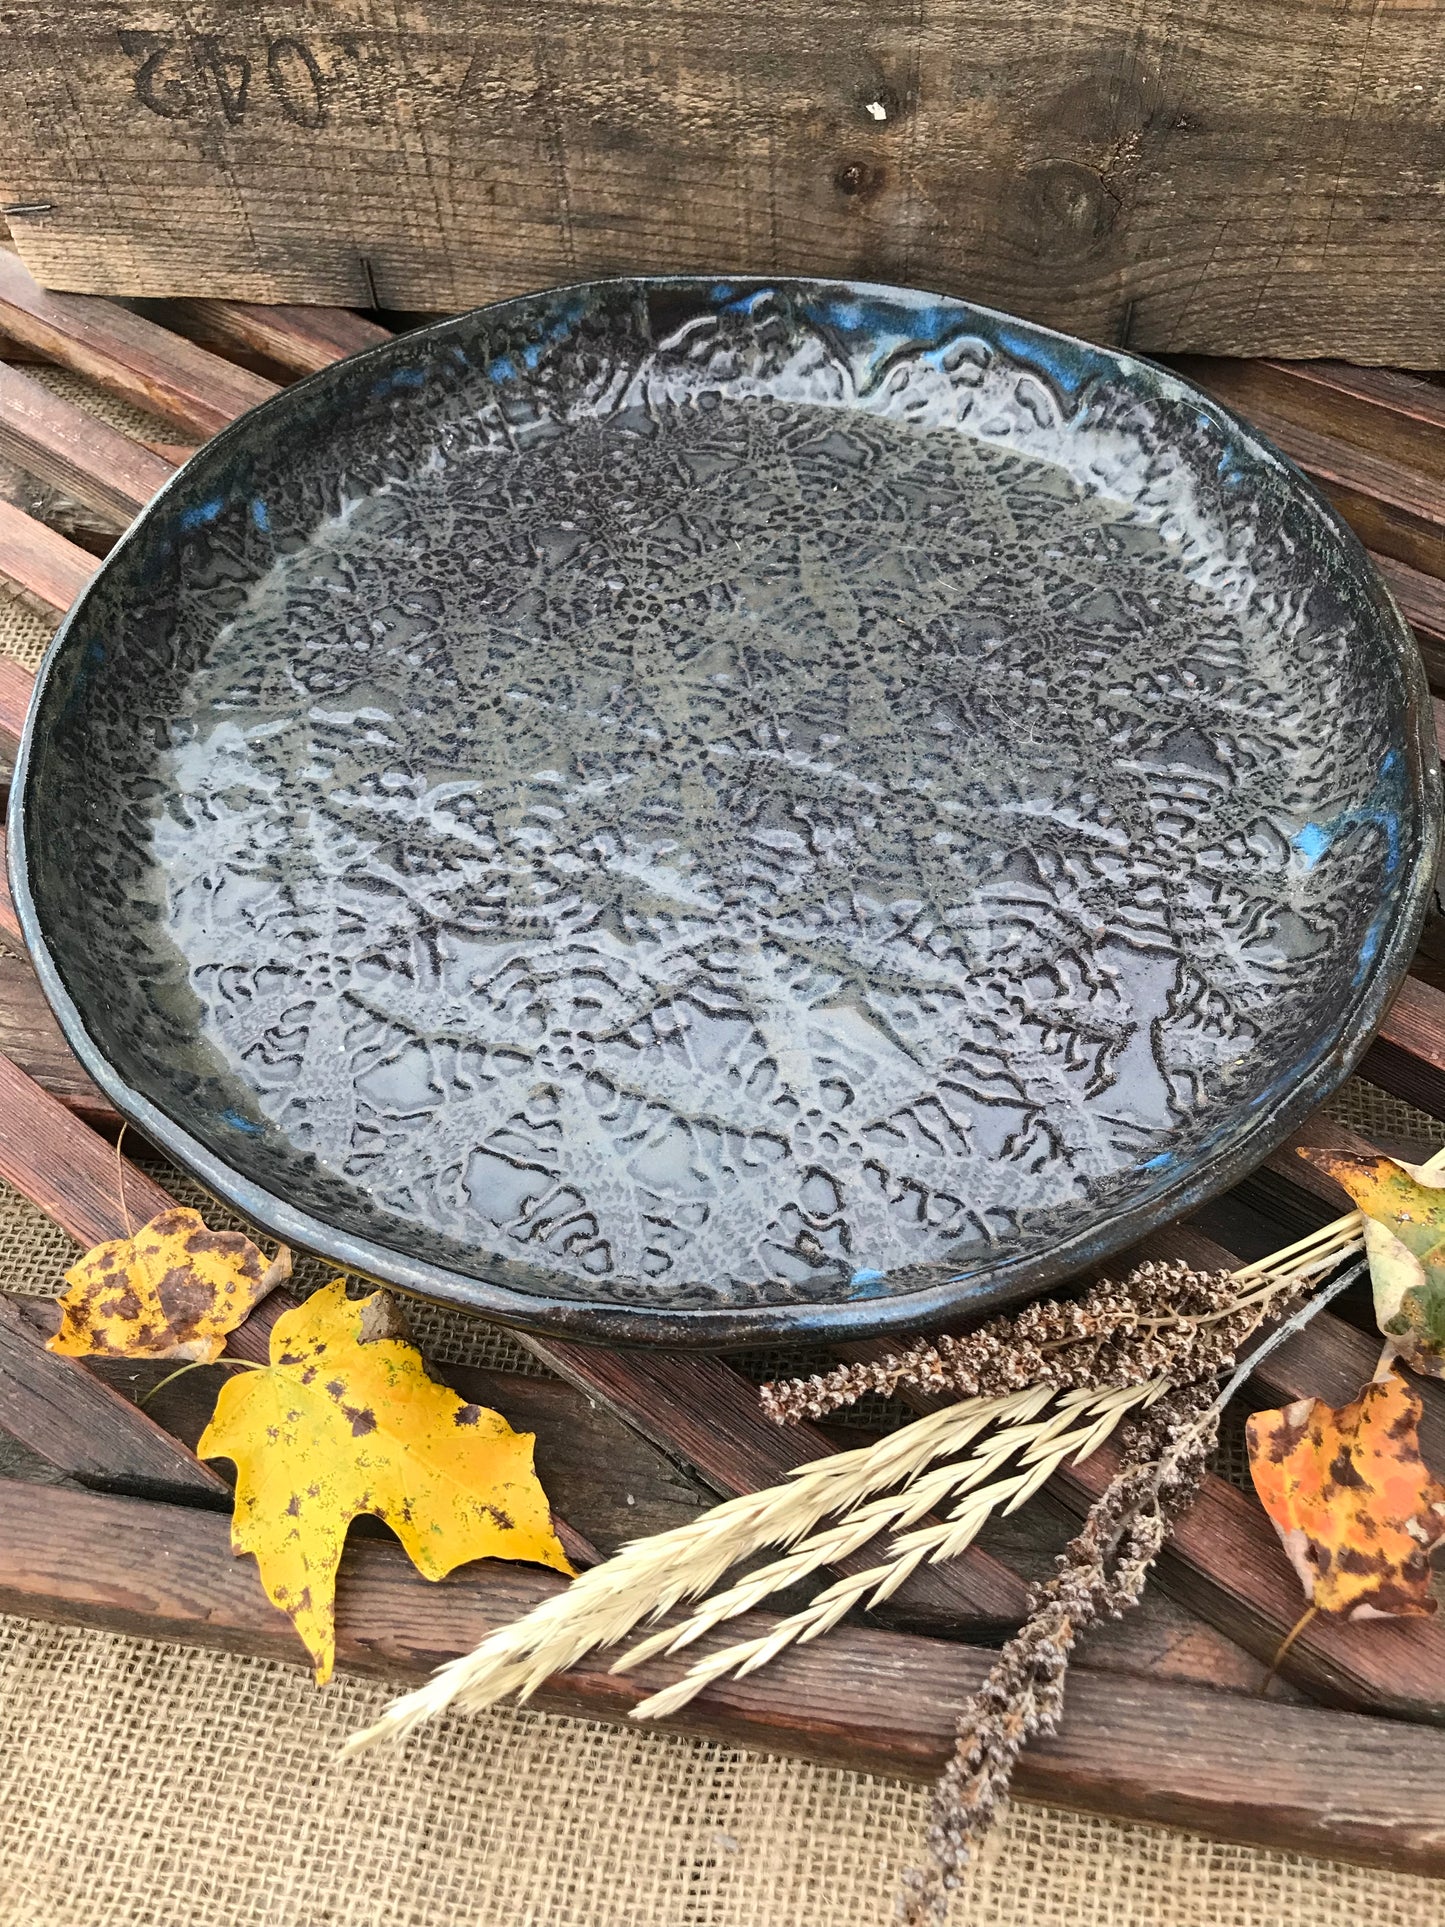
xmin=760 ymin=1261 xmax=1240 ymax=1423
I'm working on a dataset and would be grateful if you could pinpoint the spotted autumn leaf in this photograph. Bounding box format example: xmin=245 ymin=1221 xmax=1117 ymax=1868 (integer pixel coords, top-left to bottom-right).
xmin=48 ymin=1207 xmax=291 ymax=1362
xmin=1298 ymin=1150 xmax=1445 ymax=1377
xmin=1246 ymin=1370 xmax=1445 ymax=1619
xmin=198 ymin=1278 xmax=573 ymax=1682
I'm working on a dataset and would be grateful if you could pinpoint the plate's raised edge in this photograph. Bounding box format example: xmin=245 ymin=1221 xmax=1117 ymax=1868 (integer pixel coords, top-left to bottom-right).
xmin=9 ymin=275 xmax=1443 ymax=1347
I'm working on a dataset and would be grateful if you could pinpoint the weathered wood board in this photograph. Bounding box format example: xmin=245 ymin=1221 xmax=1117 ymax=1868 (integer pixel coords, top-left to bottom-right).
xmin=6 ymin=0 xmax=1445 ymax=360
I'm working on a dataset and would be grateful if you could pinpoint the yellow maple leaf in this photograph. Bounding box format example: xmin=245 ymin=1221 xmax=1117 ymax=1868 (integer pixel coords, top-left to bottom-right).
xmin=198 ymin=1279 xmax=574 ymax=1682
xmin=49 ymin=1207 xmax=291 ymax=1362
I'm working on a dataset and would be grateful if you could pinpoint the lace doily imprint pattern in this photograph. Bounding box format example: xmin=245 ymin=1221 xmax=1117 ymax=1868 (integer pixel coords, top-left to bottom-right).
xmin=25 ymin=282 xmax=1422 ymax=1314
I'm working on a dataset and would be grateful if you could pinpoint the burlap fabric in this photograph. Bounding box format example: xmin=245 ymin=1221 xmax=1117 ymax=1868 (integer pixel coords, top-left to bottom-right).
xmin=3 ymin=375 xmax=1444 ymax=1922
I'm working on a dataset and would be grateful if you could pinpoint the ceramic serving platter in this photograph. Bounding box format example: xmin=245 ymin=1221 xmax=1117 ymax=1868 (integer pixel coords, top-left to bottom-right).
xmin=12 ymin=279 xmax=1440 ymax=1344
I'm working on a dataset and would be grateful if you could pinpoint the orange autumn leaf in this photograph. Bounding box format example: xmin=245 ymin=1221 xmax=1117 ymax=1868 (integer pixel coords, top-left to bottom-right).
xmin=1246 ymin=1371 xmax=1445 ymax=1619
xmin=199 ymin=1279 xmax=574 ymax=1682
xmin=49 ymin=1207 xmax=291 ymax=1362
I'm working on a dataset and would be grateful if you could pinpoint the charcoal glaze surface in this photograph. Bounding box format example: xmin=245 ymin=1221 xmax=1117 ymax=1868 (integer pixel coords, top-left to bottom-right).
xmin=13 ymin=279 xmax=1440 ymax=1344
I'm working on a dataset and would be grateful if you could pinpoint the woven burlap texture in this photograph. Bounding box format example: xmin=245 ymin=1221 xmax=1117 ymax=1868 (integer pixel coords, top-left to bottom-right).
xmin=0 ymin=1609 xmax=1439 ymax=1927
xmin=3 ymin=363 xmax=1442 ymax=1922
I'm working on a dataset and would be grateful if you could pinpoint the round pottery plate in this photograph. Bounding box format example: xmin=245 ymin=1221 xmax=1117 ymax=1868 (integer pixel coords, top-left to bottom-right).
xmin=12 ymin=278 xmax=1441 ymax=1346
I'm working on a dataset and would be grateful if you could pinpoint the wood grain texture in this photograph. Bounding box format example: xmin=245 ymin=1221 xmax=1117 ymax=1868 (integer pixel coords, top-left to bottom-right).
xmin=3 ymin=1477 xmax=1443 ymax=1874
xmin=8 ymin=3 xmax=1445 ymax=360
xmin=0 ymin=831 xmax=23 ymax=948
xmin=0 ymin=1295 xmax=230 ymax=1503
xmin=1372 ymin=552 xmax=1445 ymax=654
xmin=0 ymin=1051 xmax=172 ymax=1246
xmin=843 ymin=1204 xmax=1445 ymax=1718
xmin=1054 ymin=1438 xmax=1445 ymax=1722
xmin=0 ymin=948 xmax=117 ymax=1123
xmin=0 ymin=496 xmax=95 ymax=616
xmin=0 ymin=249 xmax=276 ymax=436
xmin=1065 ymin=1218 xmax=1445 ymax=1721
xmin=1361 ymin=973 xmax=1445 ymax=1119
xmin=153 ymin=297 xmax=392 ymax=375
xmin=0 ymin=359 xmax=174 ymax=524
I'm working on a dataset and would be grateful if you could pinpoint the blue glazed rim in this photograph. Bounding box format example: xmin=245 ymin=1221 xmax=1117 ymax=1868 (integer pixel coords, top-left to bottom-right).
xmin=10 ymin=275 xmax=1442 ymax=1348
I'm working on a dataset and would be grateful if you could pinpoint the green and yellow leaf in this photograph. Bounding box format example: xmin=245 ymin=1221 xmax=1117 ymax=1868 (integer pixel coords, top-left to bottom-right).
xmin=1298 ymin=1150 xmax=1445 ymax=1377
xmin=49 ymin=1207 xmax=290 ymax=1362
xmin=198 ymin=1279 xmax=573 ymax=1682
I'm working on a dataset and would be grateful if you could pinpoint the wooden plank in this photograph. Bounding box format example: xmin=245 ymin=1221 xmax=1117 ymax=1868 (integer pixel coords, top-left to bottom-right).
xmin=1062 ymin=1222 xmax=1445 ymax=1720
xmin=0 ymin=948 xmax=117 ymax=1124
xmin=1263 ymin=362 xmax=1445 ymax=437
xmin=523 ymin=1336 xmax=1030 ymax=1626
xmin=1175 ymin=356 xmax=1445 ymax=493
xmin=1321 ymin=482 xmax=1445 ymax=587
xmin=0 ymin=1052 xmax=173 ymax=1247
xmin=3 ymin=1479 xmax=1442 ymax=1875
xmin=0 ymin=250 xmax=277 ymax=437
xmin=1204 ymin=403 xmax=1445 ymax=534
xmin=0 ymin=497 xmax=95 ymax=616
xmin=0 ymin=360 xmax=174 ymax=524
xmin=1360 ymin=973 xmax=1445 ymax=1119
xmin=1056 ymin=1438 xmax=1445 ymax=1723
xmin=153 ymin=297 xmax=391 ymax=376
xmin=1263 ymin=361 xmax=1445 ymax=440
xmin=1374 ymin=558 xmax=1445 ymax=711
xmin=12 ymin=8 xmax=1445 ymax=362
xmin=0 ymin=1296 xmax=230 ymax=1503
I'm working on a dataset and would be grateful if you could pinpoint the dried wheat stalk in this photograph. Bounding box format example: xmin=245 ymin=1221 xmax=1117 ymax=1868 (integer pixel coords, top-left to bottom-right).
xmin=342 ymin=1383 xmax=1040 ymax=1752
xmin=616 ymin=1381 xmax=1163 ymax=1717
xmin=345 ymin=1186 xmax=1398 ymax=1757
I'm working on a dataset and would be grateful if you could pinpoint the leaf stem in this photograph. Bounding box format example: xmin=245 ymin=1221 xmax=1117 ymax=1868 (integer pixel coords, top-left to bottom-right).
xmin=138 ymin=1356 xmax=263 ymax=1406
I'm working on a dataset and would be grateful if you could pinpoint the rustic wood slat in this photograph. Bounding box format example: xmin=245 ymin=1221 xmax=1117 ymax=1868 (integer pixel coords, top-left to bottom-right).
xmin=4 ymin=1478 xmax=1443 ymax=1875
xmin=0 ymin=949 xmax=115 ymax=1124
xmin=165 ymin=1300 xmax=1269 ymax=1695
xmin=1055 ymin=1438 xmax=1445 ymax=1723
xmin=0 ymin=497 xmax=94 ymax=617
xmin=1360 ymin=974 xmax=1445 ymax=1120
xmin=1372 ymin=552 xmax=1445 ymax=651
xmin=0 ymin=1296 xmax=230 ymax=1503
xmin=842 ymin=1201 xmax=1445 ymax=1718
xmin=0 ymin=360 xmax=174 ymax=525
xmin=0 ymin=832 xmax=23 ymax=950
xmin=1219 ymin=405 xmax=1445 ymax=534
xmin=0 ymin=250 xmax=277 ymax=438
xmin=0 ymin=1052 xmax=172 ymax=1247
xmin=153 ymin=298 xmax=392 ymax=376
xmin=1262 ymin=362 xmax=1445 ymax=439
xmin=18 ymin=6 xmax=1445 ymax=366
xmin=1058 ymin=1221 xmax=1445 ymax=1720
